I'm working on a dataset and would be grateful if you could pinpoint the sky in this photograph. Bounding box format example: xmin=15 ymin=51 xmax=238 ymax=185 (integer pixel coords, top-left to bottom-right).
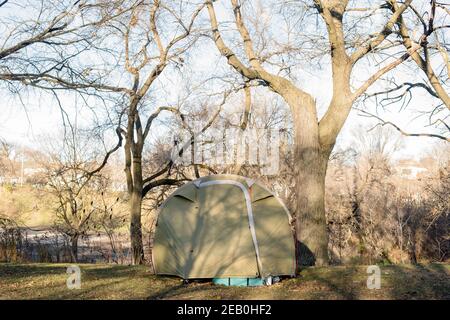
xmin=0 ymin=62 xmax=442 ymax=162
xmin=0 ymin=0 xmax=448 ymax=162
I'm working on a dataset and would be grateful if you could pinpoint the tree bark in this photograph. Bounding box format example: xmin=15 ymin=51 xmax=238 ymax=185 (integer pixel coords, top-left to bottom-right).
xmin=295 ymin=150 xmax=330 ymax=267
xmin=291 ymin=101 xmax=331 ymax=267
xmin=70 ymin=234 xmax=79 ymax=263
xmin=130 ymin=155 xmax=145 ymax=265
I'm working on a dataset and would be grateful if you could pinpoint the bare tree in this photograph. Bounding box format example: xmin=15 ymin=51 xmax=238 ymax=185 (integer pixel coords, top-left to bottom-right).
xmin=98 ymin=0 xmax=214 ymax=264
xmin=39 ymin=127 xmax=120 ymax=262
xmin=0 ymin=1 xmax=138 ymax=92
xmin=0 ymin=0 xmax=227 ymax=265
xmin=205 ymin=0 xmax=449 ymax=265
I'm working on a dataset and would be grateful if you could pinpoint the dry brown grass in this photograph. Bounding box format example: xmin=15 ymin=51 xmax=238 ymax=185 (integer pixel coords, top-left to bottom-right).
xmin=0 ymin=263 xmax=448 ymax=300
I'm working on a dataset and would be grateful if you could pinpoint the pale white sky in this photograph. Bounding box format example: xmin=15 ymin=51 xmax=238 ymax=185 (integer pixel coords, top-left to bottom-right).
xmin=0 ymin=0 xmax=448 ymax=161
xmin=0 ymin=60 xmax=442 ymax=161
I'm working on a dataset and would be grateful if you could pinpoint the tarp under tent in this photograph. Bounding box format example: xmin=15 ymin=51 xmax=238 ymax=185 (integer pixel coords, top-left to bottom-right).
xmin=152 ymin=174 xmax=296 ymax=285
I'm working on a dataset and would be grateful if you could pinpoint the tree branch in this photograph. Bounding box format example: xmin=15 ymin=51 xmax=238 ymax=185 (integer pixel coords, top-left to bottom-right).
xmin=393 ymin=0 xmax=450 ymax=110
xmin=141 ymin=178 xmax=189 ymax=198
xmin=350 ymin=0 xmax=412 ymax=64
xmin=143 ymin=106 xmax=180 ymax=140
xmin=355 ymin=108 xmax=450 ymax=142
xmin=230 ymin=0 xmax=263 ymax=71
xmin=206 ymin=0 xmax=258 ymax=79
xmin=352 ymin=42 xmax=422 ymax=100
xmin=86 ymin=126 xmax=123 ymax=177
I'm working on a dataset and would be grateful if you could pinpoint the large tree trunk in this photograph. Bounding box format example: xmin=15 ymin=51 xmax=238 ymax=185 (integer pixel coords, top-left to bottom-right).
xmin=130 ymin=156 xmax=145 ymax=265
xmin=291 ymin=100 xmax=330 ymax=267
xmin=295 ymin=146 xmax=330 ymax=267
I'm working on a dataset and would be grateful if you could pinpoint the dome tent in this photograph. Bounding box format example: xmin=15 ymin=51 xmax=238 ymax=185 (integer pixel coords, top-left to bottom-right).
xmin=152 ymin=174 xmax=296 ymax=285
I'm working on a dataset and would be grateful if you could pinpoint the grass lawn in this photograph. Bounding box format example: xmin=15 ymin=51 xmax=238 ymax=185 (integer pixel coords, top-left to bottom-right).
xmin=0 ymin=263 xmax=449 ymax=300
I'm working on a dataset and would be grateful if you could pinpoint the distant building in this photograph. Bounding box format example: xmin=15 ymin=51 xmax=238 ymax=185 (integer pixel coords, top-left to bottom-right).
xmin=395 ymin=159 xmax=430 ymax=180
xmin=23 ymin=167 xmax=45 ymax=176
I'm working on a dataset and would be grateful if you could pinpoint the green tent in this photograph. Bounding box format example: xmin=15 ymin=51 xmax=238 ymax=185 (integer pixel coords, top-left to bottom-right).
xmin=152 ymin=174 xmax=296 ymax=282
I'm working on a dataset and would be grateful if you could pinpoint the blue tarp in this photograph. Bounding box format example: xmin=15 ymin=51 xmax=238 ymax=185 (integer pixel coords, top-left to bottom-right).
xmin=212 ymin=278 xmax=265 ymax=287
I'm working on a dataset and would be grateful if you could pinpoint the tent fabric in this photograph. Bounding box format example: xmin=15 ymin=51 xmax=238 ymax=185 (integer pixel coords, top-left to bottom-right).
xmin=152 ymin=174 xmax=296 ymax=279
